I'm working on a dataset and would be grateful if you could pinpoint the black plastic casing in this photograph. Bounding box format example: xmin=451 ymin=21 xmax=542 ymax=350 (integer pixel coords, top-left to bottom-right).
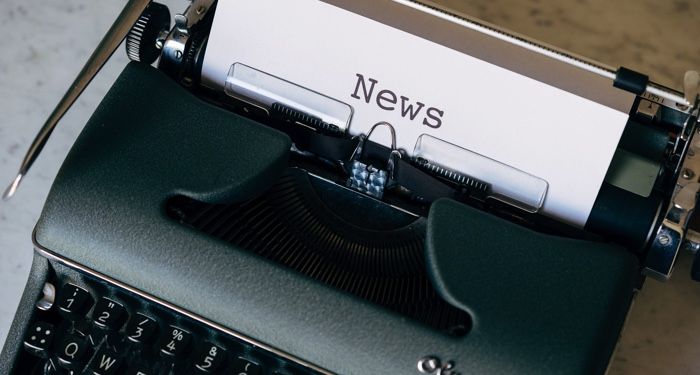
xmin=1 ymin=63 xmax=640 ymax=374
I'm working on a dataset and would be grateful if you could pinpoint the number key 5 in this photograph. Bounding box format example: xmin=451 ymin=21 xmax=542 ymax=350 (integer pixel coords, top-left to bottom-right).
xmin=194 ymin=342 xmax=226 ymax=373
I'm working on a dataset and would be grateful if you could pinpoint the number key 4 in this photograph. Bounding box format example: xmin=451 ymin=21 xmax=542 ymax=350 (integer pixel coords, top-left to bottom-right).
xmin=159 ymin=326 xmax=192 ymax=358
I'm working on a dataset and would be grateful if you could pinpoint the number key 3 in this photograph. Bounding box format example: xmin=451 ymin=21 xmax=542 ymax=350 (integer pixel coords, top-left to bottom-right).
xmin=125 ymin=313 xmax=158 ymax=344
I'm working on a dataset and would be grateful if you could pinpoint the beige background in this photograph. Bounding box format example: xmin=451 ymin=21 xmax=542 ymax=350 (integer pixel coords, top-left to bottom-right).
xmin=428 ymin=1 xmax=700 ymax=374
xmin=0 ymin=1 xmax=699 ymax=374
xmin=435 ymin=0 xmax=700 ymax=91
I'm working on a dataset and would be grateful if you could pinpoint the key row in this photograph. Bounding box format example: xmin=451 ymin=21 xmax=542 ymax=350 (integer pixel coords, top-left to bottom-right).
xmin=23 ymin=282 xmax=300 ymax=374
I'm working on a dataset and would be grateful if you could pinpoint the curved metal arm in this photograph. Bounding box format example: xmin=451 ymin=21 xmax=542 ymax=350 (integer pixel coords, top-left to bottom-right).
xmin=3 ymin=0 xmax=152 ymax=200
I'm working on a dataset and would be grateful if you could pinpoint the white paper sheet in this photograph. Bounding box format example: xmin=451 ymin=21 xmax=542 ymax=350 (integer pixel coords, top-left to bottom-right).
xmin=200 ymin=0 xmax=631 ymax=227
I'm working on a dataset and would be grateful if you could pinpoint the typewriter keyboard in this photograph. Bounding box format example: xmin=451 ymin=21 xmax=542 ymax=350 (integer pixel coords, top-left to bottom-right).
xmin=13 ymin=266 xmax=320 ymax=375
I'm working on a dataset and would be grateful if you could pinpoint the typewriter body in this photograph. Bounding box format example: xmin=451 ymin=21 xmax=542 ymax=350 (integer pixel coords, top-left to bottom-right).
xmin=2 ymin=1 xmax=700 ymax=374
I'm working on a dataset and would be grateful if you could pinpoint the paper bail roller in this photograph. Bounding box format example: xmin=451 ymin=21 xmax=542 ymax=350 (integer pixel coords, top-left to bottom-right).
xmin=413 ymin=134 xmax=548 ymax=213
xmin=225 ymin=63 xmax=353 ymax=134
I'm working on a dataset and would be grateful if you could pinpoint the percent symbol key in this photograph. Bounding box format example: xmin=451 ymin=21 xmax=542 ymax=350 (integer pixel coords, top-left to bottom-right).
xmin=159 ymin=326 xmax=192 ymax=358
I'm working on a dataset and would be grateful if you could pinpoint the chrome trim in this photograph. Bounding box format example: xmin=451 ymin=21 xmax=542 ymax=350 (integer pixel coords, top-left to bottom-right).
xmin=643 ymin=122 xmax=700 ymax=281
xmin=36 ymin=282 xmax=56 ymax=311
xmin=32 ymin=231 xmax=333 ymax=375
xmin=640 ymin=91 xmax=689 ymax=114
xmin=394 ymin=0 xmax=689 ymax=107
xmin=158 ymin=0 xmax=215 ymax=83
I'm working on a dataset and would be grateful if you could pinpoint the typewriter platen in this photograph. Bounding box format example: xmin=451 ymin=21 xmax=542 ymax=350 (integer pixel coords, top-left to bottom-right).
xmin=1 ymin=0 xmax=700 ymax=374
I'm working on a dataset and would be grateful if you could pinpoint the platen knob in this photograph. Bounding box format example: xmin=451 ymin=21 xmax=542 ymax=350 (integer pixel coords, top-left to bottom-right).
xmin=126 ymin=2 xmax=171 ymax=64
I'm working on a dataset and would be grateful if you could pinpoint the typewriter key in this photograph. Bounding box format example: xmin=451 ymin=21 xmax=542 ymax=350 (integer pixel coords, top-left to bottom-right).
xmin=92 ymin=297 xmax=128 ymax=330
xmin=23 ymin=322 xmax=55 ymax=358
xmin=57 ymin=283 xmax=94 ymax=318
xmin=55 ymin=334 xmax=90 ymax=370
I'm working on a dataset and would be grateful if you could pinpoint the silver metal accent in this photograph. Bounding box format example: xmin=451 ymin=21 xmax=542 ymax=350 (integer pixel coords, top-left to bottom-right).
xmin=682 ymin=168 xmax=695 ymax=180
xmin=644 ymin=226 xmax=683 ymax=281
xmin=672 ymin=83 xmax=700 ymax=162
xmin=643 ymin=69 xmax=700 ymax=280
xmin=179 ymin=0 xmax=213 ymax=29
xmin=31 ymin=232 xmax=332 ymax=375
xmin=395 ymin=0 xmax=688 ymax=107
xmin=45 ymin=358 xmax=58 ymax=373
xmin=641 ymin=91 xmax=690 ymax=115
xmin=647 ymin=84 xmax=689 ymax=109
xmin=3 ymin=173 xmax=23 ymax=201
xmin=125 ymin=3 xmax=171 ymax=64
xmin=684 ymin=230 xmax=700 ymax=254
xmin=417 ymin=356 xmax=460 ymax=375
xmin=684 ymin=71 xmax=700 ymax=105
xmin=416 ymin=159 xmax=489 ymax=190
xmin=126 ymin=16 xmax=150 ymax=62
xmin=158 ymin=0 xmax=215 ymax=78
xmin=35 ymin=282 xmax=56 ymax=311
xmin=348 ymin=121 xmax=398 ymax=161
xmin=417 ymin=356 xmax=441 ymax=373
xmin=159 ymin=20 xmax=188 ymax=68
xmin=346 ymin=122 xmax=400 ymax=199
xmin=2 ymin=0 xmax=152 ymax=201
xmin=174 ymin=14 xmax=188 ymax=31
xmin=644 ymin=117 xmax=700 ymax=281
xmin=348 ymin=161 xmax=388 ymax=198
xmin=155 ymin=29 xmax=169 ymax=50
xmin=636 ymin=99 xmax=660 ymax=120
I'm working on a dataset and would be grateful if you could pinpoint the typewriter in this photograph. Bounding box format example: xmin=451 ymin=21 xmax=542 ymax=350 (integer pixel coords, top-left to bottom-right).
xmin=1 ymin=0 xmax=699 ymax=374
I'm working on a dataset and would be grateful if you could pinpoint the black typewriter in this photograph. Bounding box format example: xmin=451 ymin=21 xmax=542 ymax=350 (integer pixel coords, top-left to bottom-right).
xmin=1 ymin=1 xmax=700 ymax=374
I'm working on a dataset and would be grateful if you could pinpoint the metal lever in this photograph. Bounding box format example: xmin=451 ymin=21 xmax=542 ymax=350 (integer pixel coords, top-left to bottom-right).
xmin=2 ymin=0 xmax=152 ymax=201
xmin=684 ymin=71 xmax=700 ymax=105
